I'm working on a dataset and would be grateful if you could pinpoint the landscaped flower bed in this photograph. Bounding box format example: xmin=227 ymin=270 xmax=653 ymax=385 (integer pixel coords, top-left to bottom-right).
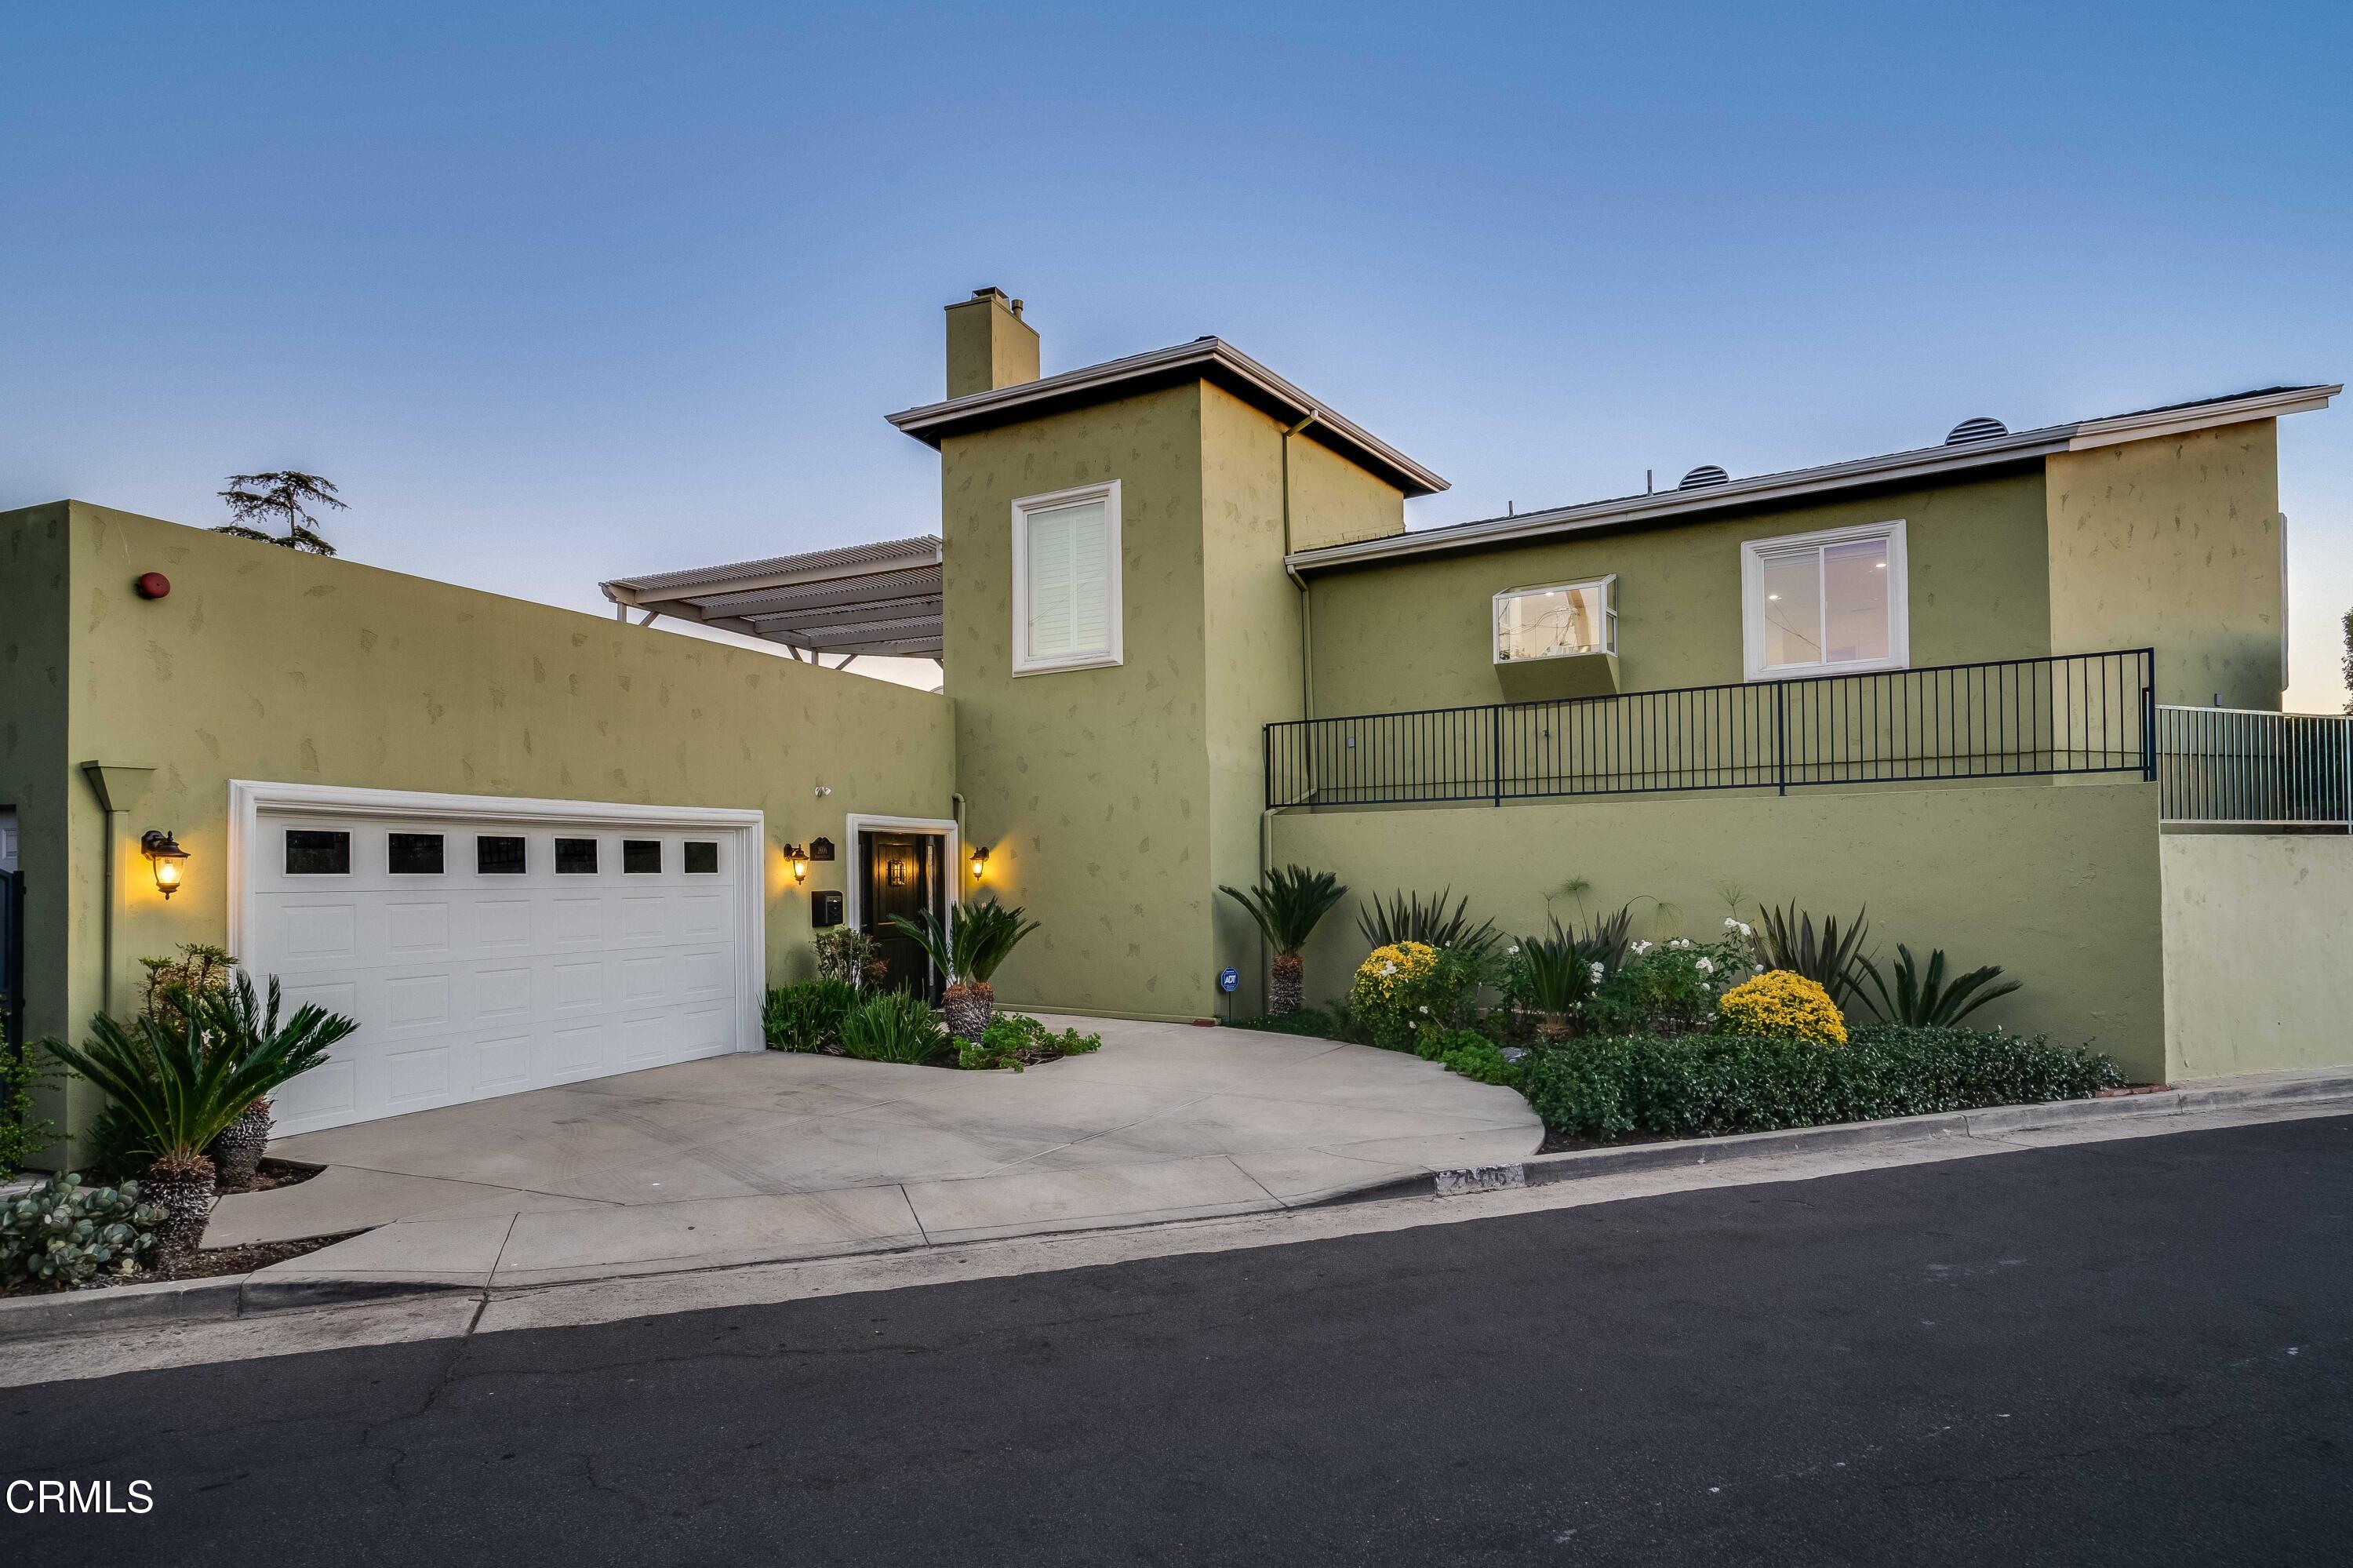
xmin=1228 ymin=877 xmax=2128 ymax=1146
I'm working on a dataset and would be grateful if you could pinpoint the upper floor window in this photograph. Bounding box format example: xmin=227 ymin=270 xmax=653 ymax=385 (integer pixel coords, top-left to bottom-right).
xmin=1012 ymin=480 xmax=1122 ymax=675
xmin=1494 ymin=577 xmax=1617 ymax=664
xmin=1740 ymin=521 xmax=1908 ymax=681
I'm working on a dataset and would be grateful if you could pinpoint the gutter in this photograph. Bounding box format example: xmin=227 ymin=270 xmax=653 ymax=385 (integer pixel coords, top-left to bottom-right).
xmin=1289 ymin=383 xmax=2340 ymax=576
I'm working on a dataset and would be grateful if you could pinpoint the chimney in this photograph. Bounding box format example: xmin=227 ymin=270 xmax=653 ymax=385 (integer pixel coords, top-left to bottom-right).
xmin=944 ymin=286 xmax=1039 ymax=399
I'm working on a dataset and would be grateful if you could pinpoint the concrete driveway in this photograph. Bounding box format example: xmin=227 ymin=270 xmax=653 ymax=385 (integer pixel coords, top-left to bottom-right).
xmin=209 ymin=1016 xmax=1540 ymax=1290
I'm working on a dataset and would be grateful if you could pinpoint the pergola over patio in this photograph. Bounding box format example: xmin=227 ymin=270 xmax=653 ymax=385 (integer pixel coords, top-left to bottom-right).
xmin=598 ymin=535 xmax=943 ymax=669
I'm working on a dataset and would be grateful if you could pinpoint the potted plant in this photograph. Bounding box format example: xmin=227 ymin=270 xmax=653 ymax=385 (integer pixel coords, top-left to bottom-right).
xmin=889 ymin=898 xmax=1041 ymax=1043
xmin=45 ymin=971 xmax=356 ymax=1264
xmin=1220 ymin=865 xmax=1349 ymax=1016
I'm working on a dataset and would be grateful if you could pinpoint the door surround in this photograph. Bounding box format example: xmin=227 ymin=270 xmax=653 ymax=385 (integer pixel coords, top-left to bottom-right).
xmin=842 ymin=813 xmax=960 ymax=936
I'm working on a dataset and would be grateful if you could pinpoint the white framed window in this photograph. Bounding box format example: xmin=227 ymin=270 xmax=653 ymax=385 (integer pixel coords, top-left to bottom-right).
xmin=1494 ymin=577 xmax=1617 ymax=664
xmin=1011 ymin=480 xmax=1122 ymax=675
xmin=1740 ymin=520 xmax=1907 ymax=681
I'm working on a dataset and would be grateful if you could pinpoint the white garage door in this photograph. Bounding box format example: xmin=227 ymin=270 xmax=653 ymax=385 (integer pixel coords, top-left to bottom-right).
xmin=239 ymin=791 xmax=761 ymax=1137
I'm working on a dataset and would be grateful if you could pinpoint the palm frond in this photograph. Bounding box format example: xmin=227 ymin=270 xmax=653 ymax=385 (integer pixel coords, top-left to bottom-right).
xmin=1222 ymin=866 xmax=1348 ymax=956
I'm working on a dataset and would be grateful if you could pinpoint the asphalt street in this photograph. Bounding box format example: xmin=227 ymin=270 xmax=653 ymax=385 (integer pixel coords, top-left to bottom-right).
xmin=7 ymin=1115 xmax=2350 ymax=1566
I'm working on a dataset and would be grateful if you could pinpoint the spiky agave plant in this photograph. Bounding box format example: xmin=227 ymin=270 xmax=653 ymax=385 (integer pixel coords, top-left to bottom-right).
xmin=1355 ymin=887 xmax=1500 ymax=958
xmin=45 ymin=972 xmax=355 ymax=1262
xmin=1859 ymin=944 xmax=2021 ymax=1027
xmin=1746 ymin=902 xmax=1872 ymax=1009
xmin=1221 ymin=866 xmax=1350 ymax=1014
xmin=889 ymin=899 xmax=1042 ymax=1043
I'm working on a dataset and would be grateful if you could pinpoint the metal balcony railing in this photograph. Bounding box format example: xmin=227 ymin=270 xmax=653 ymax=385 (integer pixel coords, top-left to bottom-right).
xmin=1264 ymin=649 xmax=2158 ymax=809
xmin=2156 ymin=706 xmax=2353 ymax=827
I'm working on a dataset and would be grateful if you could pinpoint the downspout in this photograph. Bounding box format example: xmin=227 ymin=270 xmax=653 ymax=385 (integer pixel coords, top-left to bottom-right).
xmin=80 ymin=764 xmax=155 ymax=1020
xmin=1260 ymin=413 xmax=1319 ymax=1013
xmin=1279 ymin=413 xmax=1317 ymax=723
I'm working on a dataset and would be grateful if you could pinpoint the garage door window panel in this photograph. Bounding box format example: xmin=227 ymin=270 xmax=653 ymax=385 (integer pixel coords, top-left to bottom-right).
xmin=623 ymin=839 xmax=662 ymax=874
xmin=388 ymin=833 xmax=445 ymax=875
xmin=555 ymin=839 xmax=600 ymax=875
xmin=285 ymin=830 xmax=351 ymax=875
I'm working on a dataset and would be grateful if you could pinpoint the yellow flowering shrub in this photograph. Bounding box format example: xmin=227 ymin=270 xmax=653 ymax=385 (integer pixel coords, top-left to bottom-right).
xmin=1351 ymin=941 xmax=1442 ymax=1044
xmin=1715 ymin=970 xmax=1847 ymax=1046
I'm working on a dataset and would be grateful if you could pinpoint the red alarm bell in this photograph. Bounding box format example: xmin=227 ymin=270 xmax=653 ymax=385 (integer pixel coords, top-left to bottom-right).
xmin=134 ymin=572 xmax=171 ymax=600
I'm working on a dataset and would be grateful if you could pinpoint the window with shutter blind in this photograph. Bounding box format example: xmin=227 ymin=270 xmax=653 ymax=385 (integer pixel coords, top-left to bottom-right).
xmin=1012 ymin=481 xmax=1123 ymax=674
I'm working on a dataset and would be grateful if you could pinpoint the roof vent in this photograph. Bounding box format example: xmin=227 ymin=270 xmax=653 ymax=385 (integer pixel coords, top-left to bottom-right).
xmin=1678 ymin=464 xmax=1729 ymax=489
xmin=1946 ymin=416 xmax=2007 ymax=445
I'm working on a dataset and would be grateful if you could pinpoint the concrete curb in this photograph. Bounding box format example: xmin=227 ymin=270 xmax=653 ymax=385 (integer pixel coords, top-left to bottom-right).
xmin=1404 ymin=1068 xmax=2353 ymax=1199
xmin=0 ymin=1269 xmax=473 ymax=1343
xmin=6 ymin=1068 xmax=2348 ymax=1343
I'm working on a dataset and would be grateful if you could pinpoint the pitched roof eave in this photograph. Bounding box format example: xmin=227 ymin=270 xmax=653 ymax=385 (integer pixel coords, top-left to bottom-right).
xmin=1287 ymin=383 xmax=2338 ymax=576
xmin=886 ymin=337 xmax=1448 ymax=497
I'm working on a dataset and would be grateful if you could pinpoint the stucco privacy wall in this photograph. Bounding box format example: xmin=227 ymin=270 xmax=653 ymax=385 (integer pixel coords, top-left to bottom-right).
xmin=1305 ymin=468 xmax=2054 ymax=718
xmin=2046 ymin=420 xmax=2283 ymax=709
xmin=0 ymin=501 xmax=956 ymax=1154
xmin=1275 ymin=778 xmax=2168 ymax=1082
xmin=0 ymin=508 xmax=73 ymax=1149
xmin=941 ymin=386 xmax=1219 ymax=1019
xmin=2160 ymin=832 xmax=2352 ymax=1080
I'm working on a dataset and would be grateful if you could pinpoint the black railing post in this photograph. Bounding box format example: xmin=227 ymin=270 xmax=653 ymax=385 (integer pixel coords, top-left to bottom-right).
xmin=2140 ymin=650 xmax=2156 ymax=783
xmin=1774 ymin=680 xmax=1788 ymax=796
xmin=1489 ymin=704 xmax=1504 ymax=806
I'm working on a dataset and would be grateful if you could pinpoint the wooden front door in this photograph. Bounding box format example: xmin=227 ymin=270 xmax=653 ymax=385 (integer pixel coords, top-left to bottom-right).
xmin=860 ymin=830 xmax=944 ymax=1001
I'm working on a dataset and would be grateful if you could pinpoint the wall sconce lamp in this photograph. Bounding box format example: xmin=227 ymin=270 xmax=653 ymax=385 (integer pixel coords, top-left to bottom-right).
xmin=886 ymin=856 xmax=909 ymax=889
xmin=783 ymin=843 xmax=809 ymax=885
xmin=969 ymin=845 xmax=991 ymax=882
xmin=141 ymin=829 xmax=189 ymax=900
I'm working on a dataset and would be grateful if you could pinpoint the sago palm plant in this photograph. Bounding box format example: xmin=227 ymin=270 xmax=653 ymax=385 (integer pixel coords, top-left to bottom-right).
xmin=889 ymin=899 xmax=1042 ymax=1042
xmin=1355 ymin=887 xmax=1500 ymax=959
xmin=1221 ymin=866 xmax=1350 ymax=1014
xmin=45 ymin=973 xmax=356 ymax=1262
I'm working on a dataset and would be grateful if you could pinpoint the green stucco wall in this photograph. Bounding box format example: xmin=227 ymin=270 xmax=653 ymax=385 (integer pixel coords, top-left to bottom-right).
xmin=1306 ymin=468 xmax=2053 ymax=716
xmin=1 ymin=501 xmax=957 ymax=1160
xmin=2160 ymin=831 xmax=2352 ymax=1081
xmin=0 ymin=507 xmax=75 ymax=1152
xmin=1285 ymin=427 xmax=1406 ymax=554
xmin=940 ymin=378 xmax=1406 ymax=1020
xmin=940 ymin=386 xmax=1220 ymax=1018
xmin=2046 ymin=422 xmax=2284 ymax=709
xmin=1275 ymin=777 xmax=2169 ymax=1082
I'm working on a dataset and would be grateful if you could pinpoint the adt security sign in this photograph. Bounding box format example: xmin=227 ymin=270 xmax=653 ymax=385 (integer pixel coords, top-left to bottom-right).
xmin=1218 ymin=967 xmax=1239 ymax=995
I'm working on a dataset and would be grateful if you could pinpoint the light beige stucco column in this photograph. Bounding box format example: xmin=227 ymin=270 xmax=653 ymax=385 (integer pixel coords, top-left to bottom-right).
xmin=80 ymin=762 xmax=155 ymax=1019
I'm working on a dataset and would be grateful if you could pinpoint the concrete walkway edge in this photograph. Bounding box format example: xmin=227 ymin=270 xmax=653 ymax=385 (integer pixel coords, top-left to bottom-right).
xmin=8 ymin=1064 xmax=2348 ymax=1344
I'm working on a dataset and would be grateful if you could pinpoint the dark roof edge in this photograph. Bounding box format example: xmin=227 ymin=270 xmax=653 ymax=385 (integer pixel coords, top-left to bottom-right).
xmin=886 ymin=338 xmax=1449 ymax=497
xmin=1289 ymin=383 xmax=2338 ymax=575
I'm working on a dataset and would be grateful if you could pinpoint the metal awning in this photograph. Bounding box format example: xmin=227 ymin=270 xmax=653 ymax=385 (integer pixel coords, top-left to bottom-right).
xmin=598 ymin=536 xmax=944 ymax=667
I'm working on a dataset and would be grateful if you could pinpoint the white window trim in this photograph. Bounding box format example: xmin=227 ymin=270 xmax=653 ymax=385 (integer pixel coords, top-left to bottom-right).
xmin=1740 ymin=519 xmax=1909 ymax=682
xmin=1493 ymin=574 xmax=1618 ymax=664
xmin=1010 ymin=479 xmax=1123 ymax=676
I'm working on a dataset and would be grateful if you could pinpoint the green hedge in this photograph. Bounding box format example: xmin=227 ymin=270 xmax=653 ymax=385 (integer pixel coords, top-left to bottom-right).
xmin=1519 ymin=1024 xmax=2125 ymax=1141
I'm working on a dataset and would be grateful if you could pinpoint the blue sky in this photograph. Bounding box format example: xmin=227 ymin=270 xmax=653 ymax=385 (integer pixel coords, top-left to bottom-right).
xmin=6 ymin=2 xmax=2348 ymax=701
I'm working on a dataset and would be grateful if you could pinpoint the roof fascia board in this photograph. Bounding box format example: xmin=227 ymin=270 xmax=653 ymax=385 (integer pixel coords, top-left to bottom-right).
xmin=2064 ymin=384 xmax=2340 ymax=450
xmin=600 ymin=541 xmax=943 ymax=606
xmin=886 ymin=338 xmax=1448 ymax=497
xmin=1290 ymin=384 xmax=2339 ymax=575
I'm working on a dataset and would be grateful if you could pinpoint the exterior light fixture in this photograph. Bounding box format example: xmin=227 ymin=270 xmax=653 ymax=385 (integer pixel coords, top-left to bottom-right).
xmin=141 ymin=829 xmax=189 ymax=899
xmin=784 ymin=843 xmax=809 ymax=885
xmin=886 ymin=856 xmax=908 ymax=889
xmin=969 ymin=845 xmax=991 ymax=882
